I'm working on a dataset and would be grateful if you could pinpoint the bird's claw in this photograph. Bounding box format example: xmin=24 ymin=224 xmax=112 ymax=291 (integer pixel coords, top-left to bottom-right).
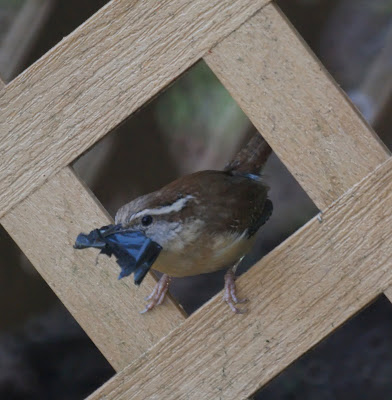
xmin=223 ymin=269 xmax=248 ymax=314
xmin=140 ymin=274 xmax=171 ymax=313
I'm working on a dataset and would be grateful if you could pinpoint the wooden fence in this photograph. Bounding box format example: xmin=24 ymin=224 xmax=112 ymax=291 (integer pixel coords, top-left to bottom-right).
xmin=1 ymin=1 xmax=391 ymax=398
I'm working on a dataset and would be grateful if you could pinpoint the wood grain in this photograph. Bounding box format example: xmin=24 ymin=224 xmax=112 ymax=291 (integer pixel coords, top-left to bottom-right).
xmin=205 ymin=3 xmax=389 ymax=210
xmin=1 ymin=166 xmax=186 ymax=371
xmin=88 ymin=156 xmax=392 ymax=400
xmin=0 ymin=0 xmax=270 ymax=219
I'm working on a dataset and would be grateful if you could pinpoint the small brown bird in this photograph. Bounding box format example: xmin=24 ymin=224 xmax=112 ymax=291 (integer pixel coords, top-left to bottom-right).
xmin=114 ymin=134 xmax=273 ymax=313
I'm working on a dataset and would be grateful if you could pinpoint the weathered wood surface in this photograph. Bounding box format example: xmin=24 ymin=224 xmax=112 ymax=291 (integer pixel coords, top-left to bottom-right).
xmin=205 ymin=3 xmax=389 ymax=210
xmin=88 ymin=156 xmax=392 ymax=400
xmin=1 ymin=166 xmax=186 ymax=371
xmin=0 ymin=0 xmax=271 ymax=219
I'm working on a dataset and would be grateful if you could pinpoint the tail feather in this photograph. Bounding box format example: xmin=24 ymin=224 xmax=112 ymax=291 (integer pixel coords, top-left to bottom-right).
xmin=224 ymin=134 xmax=272 ymax=176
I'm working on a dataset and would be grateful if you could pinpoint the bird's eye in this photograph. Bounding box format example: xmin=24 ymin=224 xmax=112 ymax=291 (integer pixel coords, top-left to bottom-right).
xmin=141 ymin=215 xmax=153 ymax=226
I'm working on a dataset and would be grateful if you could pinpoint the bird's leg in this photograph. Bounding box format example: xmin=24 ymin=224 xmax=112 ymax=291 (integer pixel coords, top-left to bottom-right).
xmin=140 ymin=274 xmax=172 ymax=314
xmin=223 ymin=257 xmax=248 ymax=314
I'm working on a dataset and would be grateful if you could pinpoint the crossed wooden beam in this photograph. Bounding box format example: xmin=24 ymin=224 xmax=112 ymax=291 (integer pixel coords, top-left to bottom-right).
xmin=1 ymin=1 xmax=391 ymax=399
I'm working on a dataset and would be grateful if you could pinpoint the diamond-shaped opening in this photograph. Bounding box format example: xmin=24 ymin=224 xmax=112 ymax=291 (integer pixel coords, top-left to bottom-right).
xmin=255 ymin=295 xmax=392 ymax=399
xmin=0 ymin=0 xmax=110 ymax=82
xmin=0 ymin=225 xmax=114 ymax=399
xmin=73 ymin=60 xmax=318 ymax=314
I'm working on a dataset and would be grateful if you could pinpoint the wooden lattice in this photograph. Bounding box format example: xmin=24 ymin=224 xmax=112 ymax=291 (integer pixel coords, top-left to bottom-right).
xmin=1 ymin=1 xmax=391 ymax=399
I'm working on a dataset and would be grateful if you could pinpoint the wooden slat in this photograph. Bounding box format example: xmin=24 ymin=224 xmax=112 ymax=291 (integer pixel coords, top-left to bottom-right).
xmin=1 ymin=166 xmax=185 ymax=371
xmin=205 ymin=2 xmax=392 ymax=319
xmin=0 ymin=0 xmax=271 ymax=219
xmin=205 ymin=1 xmax=392 ymax=370
xmin=205 ymin=3 xmax=389 ymax=210
xmin=88 ymin=156 xmax=392 ymax=400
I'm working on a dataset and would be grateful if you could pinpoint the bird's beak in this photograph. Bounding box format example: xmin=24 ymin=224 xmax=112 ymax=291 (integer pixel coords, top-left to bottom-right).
xmin=74 ymin=224 xmax=162 ymax=285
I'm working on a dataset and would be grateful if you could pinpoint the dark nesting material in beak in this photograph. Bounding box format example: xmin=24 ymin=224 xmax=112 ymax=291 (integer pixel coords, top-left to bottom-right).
xmin=74 ymin=224 xmax=162 ymax=285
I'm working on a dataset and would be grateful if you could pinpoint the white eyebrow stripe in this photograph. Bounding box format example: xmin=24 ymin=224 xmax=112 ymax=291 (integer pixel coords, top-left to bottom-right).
xmin=130 ymin=195 xmax=194 ymax=221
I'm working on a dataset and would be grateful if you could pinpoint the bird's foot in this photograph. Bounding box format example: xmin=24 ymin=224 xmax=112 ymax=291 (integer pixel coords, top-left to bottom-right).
xmin=223 ymin=268 xmax=248 ymax=314
xmin=140 ymin=274 xmax=172 ymax=314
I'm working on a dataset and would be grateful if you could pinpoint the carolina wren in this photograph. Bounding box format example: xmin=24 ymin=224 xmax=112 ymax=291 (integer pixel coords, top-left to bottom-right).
xmin=114 ymin=133 xmax=273 ymax=313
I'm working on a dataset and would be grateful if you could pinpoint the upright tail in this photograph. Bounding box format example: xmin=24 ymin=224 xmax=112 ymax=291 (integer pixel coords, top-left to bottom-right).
xmin=224 ymin=133 xmax=272 ymax=176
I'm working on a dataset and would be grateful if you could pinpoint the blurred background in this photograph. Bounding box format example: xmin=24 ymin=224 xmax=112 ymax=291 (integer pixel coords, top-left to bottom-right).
xmin=1 ymin=0 xmax=392 ymax=398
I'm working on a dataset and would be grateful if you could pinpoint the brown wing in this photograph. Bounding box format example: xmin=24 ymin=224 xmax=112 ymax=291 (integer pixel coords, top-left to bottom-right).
xmin=160 ymin=170 xmax=269 ymax=235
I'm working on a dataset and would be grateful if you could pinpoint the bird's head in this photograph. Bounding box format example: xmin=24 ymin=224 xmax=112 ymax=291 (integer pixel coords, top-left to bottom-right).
xmin=115 ymin=189 xmax=203 ymax=252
